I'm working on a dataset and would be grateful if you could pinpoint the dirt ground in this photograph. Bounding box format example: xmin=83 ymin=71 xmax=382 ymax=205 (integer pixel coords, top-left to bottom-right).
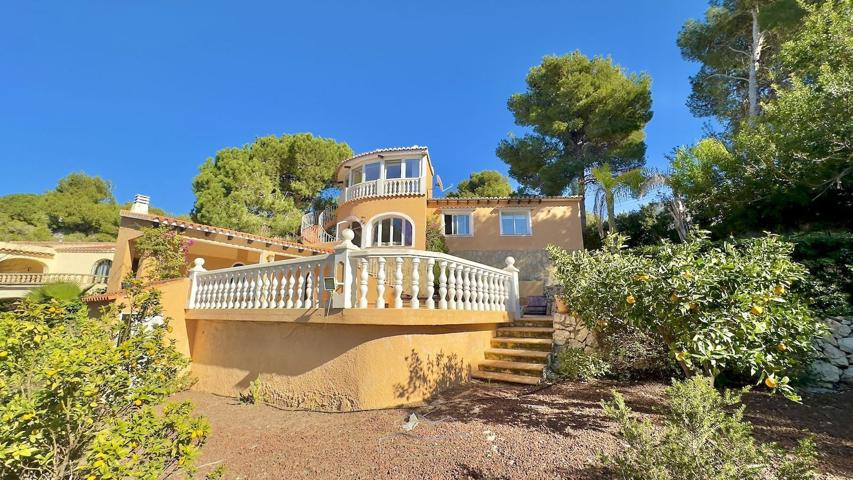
xmin=174 ymin=380 xmax=853 ymax=480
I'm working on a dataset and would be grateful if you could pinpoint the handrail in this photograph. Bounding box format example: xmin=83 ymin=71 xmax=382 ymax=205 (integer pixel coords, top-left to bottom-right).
xmin=187 ymin=234 xmax=521 ymax=318
xmin=0 ymin=273 xmax=108 ymax=286
xmin=343 ymin=176 xmax=424 ymax=203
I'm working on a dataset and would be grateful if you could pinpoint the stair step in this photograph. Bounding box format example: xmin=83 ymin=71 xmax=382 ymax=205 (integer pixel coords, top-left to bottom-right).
xmin=479 ymin=359 xmax=545 ymax=374
xmin=491 ymin=337 xmax=553 ymax=351
xmin=485 ymin=348 xmax=549 ymax=363
xmin=471 ymin=370 xmax=541 ymax=385
xmin=512 ymin=319 xmax=554 ymax=327
xmin=497 ymin=326 xmax=554 ymax=338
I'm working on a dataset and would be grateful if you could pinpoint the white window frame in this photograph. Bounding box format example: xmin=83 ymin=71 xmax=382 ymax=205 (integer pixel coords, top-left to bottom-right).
xmin=499 ymin=209 xmax=533 ymax=236
xmin=441 ymin=209 xmax=474 ymax=237
xmin=347 ymin=156 xmax=424 ymax=186
xmin=367 ymin=213 xmax=415 ymax=247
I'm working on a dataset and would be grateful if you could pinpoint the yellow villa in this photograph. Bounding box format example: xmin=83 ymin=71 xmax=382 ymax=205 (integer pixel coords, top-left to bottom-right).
xmin=89 ymin=146 xmax=584 ymax=411
xmin=0 ymin=240 xmax=114 ymax=300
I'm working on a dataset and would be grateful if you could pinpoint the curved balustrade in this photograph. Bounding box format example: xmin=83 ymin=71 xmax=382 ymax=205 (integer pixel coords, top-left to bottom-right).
xmin=343 ymin=177 xmax=423 ymax=203
xmin=187 ymin=241 xmax=521 ymax=317
xmin=0 ymin=273 xmax=107 ymax=286
xmin=190 ymin=255 xmax=333 ymax=309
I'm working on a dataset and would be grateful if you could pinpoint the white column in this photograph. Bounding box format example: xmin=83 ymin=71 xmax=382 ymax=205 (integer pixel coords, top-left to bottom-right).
xmin=304 ymin=268 xmax=314 ymax=308
xmin=286 ymin=269 xmax=295 ymax=308
xmin=393 ymin=256 xmax=404 ymax=309
xmin=455 ymin=264 xmax=464 ymax=311
xmin=504 ymin=257 xmax=521 ymax=319
xmin=462 ymin=266 xmax=472 ymax=310
xmin=447 ymin=262 xmax=456 ymax=309
xmin=376 ymin=257 xmax=386 ymax=309
xmin=438 ymin=260 xmax=447 ymax=310
xmin=426 ymin=258 xmax=435 ymax=309
xmin=359 ymin=258 xmax=369 ymax=308
xmin=410 ymin=257 xmax=420 ymax=309
xmin=333 ymin=229 xmax=358 ymax=309
xmin=187 ymin=258 xmax=206 ymax=308
xmin=295 ymin=269 xmax=305 ymax=308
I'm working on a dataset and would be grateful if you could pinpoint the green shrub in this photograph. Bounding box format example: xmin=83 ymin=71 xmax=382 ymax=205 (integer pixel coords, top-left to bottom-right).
xmin=0 ymin=278 xmax=208 ymax=478
xmin=596 ymin=322 xmax=675 ymax=381
xmin=601 ymin=376 xmax=818 ymax=480
xmin=135 ymin=225 xmax=192 ymax=280
xmin=548 ymin=233 xmax=825 ymax=400
xmin=554 ymin=347 xmax=610 ymax=381
xmin=24 ymin=281 xmax=81 ymax=303
xmin=239 ymin=379 xmax=267 ymax=405
xmin=786 ymin=231 xmax=853 ymax=317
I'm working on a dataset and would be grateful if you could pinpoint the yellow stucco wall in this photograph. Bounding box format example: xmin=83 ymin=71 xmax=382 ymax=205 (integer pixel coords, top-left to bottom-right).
xmin=184 ymin=315 xmax=499 ymax=411
xmin=428 ymin=200 xmax=583 ymax=252
xmin=336 ymin=195 xmax=429 ymax=250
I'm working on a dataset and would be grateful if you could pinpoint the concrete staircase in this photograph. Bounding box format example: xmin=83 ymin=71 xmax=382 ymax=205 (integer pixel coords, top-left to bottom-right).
xmin=471 ymin=315 xmax=554 ymax=385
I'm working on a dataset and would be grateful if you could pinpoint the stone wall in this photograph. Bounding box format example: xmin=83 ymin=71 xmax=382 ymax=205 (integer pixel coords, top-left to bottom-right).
xmin=552 ymin=313 xmax=597 ymax=351
xmin=810 ymin=316 xmax=853 ymax=388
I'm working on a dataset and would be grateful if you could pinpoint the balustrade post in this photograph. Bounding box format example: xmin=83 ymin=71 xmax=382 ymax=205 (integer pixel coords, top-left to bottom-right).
xmin=332 ymin=229 xmax=359 ymax=309
xmin=393 ymin=257 xmax=404 ymax=308
xmin=504 ymin=257 xmax=521 ymax=319
xmin=410 ymin=257 xmax=420 ymax=309
xmin=187 ymin=258 xmax=206 ymax=308
xmin=376 ymin=257 xmax=386 ymax=309
xmin=438 ymin=260 xmax=448 ymax=310
xmin=426 ymin=258 xmax=435 ymax=309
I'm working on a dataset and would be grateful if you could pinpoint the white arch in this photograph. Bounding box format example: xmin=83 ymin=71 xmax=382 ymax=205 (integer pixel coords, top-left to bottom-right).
xmin=364 ymin=211 xmax=416 ymax=247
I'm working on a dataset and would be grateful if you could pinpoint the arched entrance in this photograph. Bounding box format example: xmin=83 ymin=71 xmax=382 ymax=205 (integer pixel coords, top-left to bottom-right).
xmin=0 ymin=258 xmax=47 ymax=274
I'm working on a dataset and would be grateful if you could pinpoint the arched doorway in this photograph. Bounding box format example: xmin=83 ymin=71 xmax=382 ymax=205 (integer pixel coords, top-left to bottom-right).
xmin=0 ymin=258 xmax=47 ymax=274
xmin=337 ymin=219 xmax=363 ymax=247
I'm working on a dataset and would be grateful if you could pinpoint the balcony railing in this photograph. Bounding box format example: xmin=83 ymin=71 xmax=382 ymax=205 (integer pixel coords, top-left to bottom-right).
xmin=343 ymin=177 xmax=424 ymax=203
xmin=188 ymin=229 xmax=521 ymax=316
xmin=0 ymin=273 xmax=108 ymax=286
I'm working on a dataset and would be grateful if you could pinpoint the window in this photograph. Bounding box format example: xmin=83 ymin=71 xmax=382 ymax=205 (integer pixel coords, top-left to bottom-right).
xmin=93 ymin=259 xmax=112 ymax=279
xmin=364 ymin=162 xmax=381 ymax=181
xmin=385 ymin=160 xmax=402 ymax=179
xmin=500 ymin=211 xmax=531 ymax=236
xmin=443 ymin=213 xmax=472 ymax=236
xmin=404 ymin=159 xmax=420 ymax=178
xmin=371 ymin=216 xmax=413 ymax=247
xmin=350 ymin=166 xmax=363 ymax=186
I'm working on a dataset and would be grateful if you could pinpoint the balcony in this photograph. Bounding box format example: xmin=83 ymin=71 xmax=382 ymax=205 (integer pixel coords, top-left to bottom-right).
xmin=0 ymin=273 xmax=108 ymax=286
xmin=342 ymin=176 xmax=424 ymax=203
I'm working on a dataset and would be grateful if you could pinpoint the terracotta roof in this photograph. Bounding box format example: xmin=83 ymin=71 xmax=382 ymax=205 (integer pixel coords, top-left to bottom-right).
xmin=334 ymin=146 xmax=431 ymax=180
xmin=120 ymin=211 xmax=333 ymax=254
xmin=429 ymin=196 xmax=582 ymax=206
xmin=6 ymin=241 xmax=115 ymax=253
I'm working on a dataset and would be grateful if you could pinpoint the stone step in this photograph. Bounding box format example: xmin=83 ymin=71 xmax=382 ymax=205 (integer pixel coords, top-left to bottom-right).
xmin=490 ymin=337 xmax=553 ymax=351
xmin=484 ymin=348 xmax=549 ymax=363
xmin=471 ymin=370 xmax=541 ymax=385
xmin=496 ymin=326 xmax=554 ymax=339
xmin=512 ymin=318 xmax=554 ymax=327
xmin=479 ymin=360 xmax=545 ymax=376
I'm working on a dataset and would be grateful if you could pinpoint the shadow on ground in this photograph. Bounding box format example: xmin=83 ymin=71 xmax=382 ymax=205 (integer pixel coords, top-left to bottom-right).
xmin=417 ymin=379 xmax=669 ymax=437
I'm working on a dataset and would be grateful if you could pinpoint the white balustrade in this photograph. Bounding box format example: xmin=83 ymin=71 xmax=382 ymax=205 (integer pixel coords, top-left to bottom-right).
xmin=187 ymin=230 xmax=521 ymax=316
xmin=0 ymin=273 xmax=107 ymax=286
xmin=343 ymin=177 xmax=423 ymax=203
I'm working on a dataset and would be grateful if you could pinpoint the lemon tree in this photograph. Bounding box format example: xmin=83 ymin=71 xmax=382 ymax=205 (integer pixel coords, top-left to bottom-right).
xmin=0 ymin=278 xmax=209 ymax=479
xmin=548 ymin=233 xmax=824 ymax=400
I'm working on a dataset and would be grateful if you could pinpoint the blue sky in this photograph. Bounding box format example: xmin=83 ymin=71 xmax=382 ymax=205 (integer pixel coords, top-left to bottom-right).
xmin=1 ymin=1 xmax=709 ymax=215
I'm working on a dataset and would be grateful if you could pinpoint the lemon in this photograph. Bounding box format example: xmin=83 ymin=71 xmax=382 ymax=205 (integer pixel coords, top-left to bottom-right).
xmin=689 ymin=303 xmax=698 ymax=311
xmin=765 ymin=376 xmax=778 ymax=389
xmin=774 ymin=285 xmax=785 ymax=295
xmin=776 ymin=342 xmax=787 ymax=352
xmin=670 ymin=293 xmax=679 ymax=302
xmin=21 ymin=413 xmax=34 ymax=421
xmin=675 ymin=351 xmax=688 ymax=361
xmin=751 ymin=305 xmax=764 ymax=316
xmin=626 ymin=295 xmax=636 ymax=305
xmin=636 ymin=274 xmax=650 ymax=282
xmin=133 ymin=399 xmax=142 ymax=406
xmin=0 ymin=351 xmax=7 ymax=359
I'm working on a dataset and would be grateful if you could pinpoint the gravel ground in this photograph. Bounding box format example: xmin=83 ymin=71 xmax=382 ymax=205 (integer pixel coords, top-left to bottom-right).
xmin=174 ymin=380 xmax=853 ymax=479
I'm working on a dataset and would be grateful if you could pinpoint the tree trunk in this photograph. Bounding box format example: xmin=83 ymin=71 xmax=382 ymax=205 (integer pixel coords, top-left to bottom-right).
xmin=606 ymin=192 xmax=616 ymax=235
xmin=747 ymin=7 xmax=765 ymax=124
xmin=578 ymin=175 xmax=587 ymax=229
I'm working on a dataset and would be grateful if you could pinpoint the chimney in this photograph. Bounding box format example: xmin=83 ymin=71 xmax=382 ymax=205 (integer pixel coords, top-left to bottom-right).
xmin=130 ymin=194 xmax=150 ymax=214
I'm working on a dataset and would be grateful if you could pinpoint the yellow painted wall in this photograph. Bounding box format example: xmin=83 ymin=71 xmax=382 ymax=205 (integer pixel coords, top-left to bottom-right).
xmin=335 ymin=195 xmax=428 ymax=250
xmin=184 ymin=315 xmax=500 ymax=411
xmin=429 ymin=200 xmax=583 ymax=252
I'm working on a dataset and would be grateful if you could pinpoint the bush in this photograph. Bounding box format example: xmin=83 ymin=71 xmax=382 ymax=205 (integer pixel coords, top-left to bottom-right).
xmin=554 ymin=347 xmax=610 ymax=381
xmin=24 ymin=281 xmax=81 ymax=303
xmin=596 ymin=322 xmax=675 ymax=381
xmin=548 ymin=233 xmax=825 ymax=400
xmin=135 ymin=225 xmax=192 ymax=281
xmin=0 ymin=278 xmax=208 ymax=478
xmin=601 ymin=376 xmax=818 ymax=480
xmin=786 ymin=231 xmax=853 ymax=317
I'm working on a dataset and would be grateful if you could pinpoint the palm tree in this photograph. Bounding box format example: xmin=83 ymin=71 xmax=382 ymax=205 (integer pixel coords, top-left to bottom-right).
xmin=590 ymin=164 xmax=645 ymax=239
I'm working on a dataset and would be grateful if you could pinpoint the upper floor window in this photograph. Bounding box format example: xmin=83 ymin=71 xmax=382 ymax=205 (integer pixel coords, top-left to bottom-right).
xmin=372 ymin=216 xmax=413 ymax=247
xmin=443 ymin=213 xmax=472 ymax=236
xmin=500 ymin=211 xmax=532 ymax=236
xmin=364 ymin=162 xmax=381 ymax=181
xmin=348 ymin=159 xmax=421 ymax=185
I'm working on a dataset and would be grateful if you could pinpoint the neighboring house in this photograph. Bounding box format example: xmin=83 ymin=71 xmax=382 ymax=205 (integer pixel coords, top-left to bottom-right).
xmin=0 ymin=241 xmax=114 ymax=299
xmin=87 ymin=146 xmax=583 ymax=412
xmin=301 ymin=146 xmax=583 ymax=300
